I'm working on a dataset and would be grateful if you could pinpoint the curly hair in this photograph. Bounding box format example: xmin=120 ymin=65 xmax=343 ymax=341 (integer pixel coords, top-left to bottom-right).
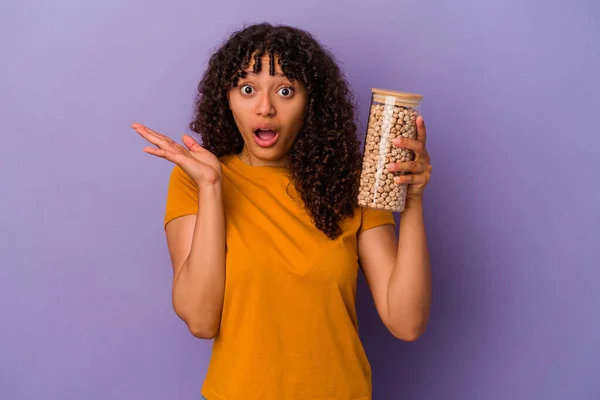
xmin=189 ymin=23 xmax=363 ymax=240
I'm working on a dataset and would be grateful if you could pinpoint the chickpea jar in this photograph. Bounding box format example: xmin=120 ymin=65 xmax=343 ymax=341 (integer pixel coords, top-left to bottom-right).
xmin=358 ymin=88 xmax=423 ymax=212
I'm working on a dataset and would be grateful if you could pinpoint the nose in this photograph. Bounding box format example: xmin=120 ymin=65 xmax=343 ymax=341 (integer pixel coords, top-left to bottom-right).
xmin=256 ymin=92 xmax=276 ymax=117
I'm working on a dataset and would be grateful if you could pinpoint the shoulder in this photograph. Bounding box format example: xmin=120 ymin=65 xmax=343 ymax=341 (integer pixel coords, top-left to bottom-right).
xmin=336 ymin=206 xmax=395 ymax=237
xmin=358 ymin=206 xmax=396 ymax=234
xmin=164 ymin=165 xmax=199 ymax=229
xmin=168 ymin=165 xmax=198 ymax=191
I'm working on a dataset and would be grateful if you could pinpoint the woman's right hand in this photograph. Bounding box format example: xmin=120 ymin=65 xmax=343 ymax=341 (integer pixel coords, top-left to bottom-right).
xmin=132 ymin=123 xmax=222 ymax=187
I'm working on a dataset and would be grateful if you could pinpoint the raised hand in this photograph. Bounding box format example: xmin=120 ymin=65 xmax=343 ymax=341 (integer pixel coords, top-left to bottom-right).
xmin=132 ymin=123 xmax=222 ymax=187
xmin=385 ymin=115 xmax=432 ymax=202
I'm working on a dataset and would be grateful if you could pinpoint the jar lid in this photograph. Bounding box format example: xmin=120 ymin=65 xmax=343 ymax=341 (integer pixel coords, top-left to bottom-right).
xmin=371 ymin=88 xmax=423 ymax=108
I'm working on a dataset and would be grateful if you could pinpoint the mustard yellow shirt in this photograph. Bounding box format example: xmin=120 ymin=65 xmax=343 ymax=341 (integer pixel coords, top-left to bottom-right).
xmin=164 ymin=154 xmax=395 ymax=400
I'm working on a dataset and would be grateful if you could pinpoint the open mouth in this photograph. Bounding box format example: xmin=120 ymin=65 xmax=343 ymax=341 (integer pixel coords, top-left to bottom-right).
xmin=253 ymin=128 xmax=279 ymax=147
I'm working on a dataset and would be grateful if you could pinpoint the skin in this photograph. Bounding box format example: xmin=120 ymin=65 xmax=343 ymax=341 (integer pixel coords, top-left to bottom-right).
xmin=131 ymin=53 xmax=432 ymax=341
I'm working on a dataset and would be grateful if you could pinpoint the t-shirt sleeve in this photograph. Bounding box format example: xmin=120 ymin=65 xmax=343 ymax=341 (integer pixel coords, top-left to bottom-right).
xmin=359 ymin=206 xmax=396 ymax=233
xmin=164 ymin=165 xmax=199 ymax=230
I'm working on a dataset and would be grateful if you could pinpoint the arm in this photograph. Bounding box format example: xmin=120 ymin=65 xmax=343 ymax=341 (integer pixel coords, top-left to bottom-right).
xmin=358 ymin=200 xmax=431 ymax=341
xmin=166 ymin=183 xmax=226 ymax=339
xmin=131 ymin=123 xmax=226 ymax=340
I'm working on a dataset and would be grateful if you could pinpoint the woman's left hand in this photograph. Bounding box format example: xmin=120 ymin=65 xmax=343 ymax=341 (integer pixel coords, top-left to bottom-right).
xmin=385 ymin=115 xmax=432 ymax=202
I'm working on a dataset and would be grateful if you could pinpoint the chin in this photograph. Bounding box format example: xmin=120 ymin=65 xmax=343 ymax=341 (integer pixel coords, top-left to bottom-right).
xmin=253 ymin=146 xmax=288 ymax=161
xmin=244 ymin=140 xmax=292 ymax=164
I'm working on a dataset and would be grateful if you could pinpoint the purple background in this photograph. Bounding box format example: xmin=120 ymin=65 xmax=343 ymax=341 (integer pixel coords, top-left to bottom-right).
xmin=1 ymin=0 xmax=599 ymax=399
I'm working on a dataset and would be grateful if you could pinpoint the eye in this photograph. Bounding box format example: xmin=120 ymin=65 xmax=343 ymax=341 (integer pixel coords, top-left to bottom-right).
xmin=277 ymin=87 xmax=294 ymax=97
xmin=241 ymin=85 xmax=255 ymax=95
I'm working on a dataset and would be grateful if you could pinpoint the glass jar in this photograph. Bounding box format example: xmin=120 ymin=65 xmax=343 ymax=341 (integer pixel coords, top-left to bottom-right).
xmin=358 ymin=88 xmax=423 ymax=212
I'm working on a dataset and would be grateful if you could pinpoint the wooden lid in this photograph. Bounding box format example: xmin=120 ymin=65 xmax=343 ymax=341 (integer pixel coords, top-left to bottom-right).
xmin=372 ymin=88 xmax=423 ymax=99
xmin=371 ymin=88 xmax=423 ymax=108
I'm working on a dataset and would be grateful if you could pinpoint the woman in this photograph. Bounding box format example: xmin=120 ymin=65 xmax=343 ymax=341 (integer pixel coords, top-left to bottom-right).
xmin=133 ymin=22 xmax=432 ymax=400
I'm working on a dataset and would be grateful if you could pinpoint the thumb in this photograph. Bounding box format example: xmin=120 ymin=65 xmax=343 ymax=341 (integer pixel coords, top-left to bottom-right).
xmin=182 ymin=134 xmax=204 ymax=152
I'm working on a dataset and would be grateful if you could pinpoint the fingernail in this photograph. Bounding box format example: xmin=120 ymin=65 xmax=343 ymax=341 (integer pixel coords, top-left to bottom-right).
xmin=393 ymin=138 xmax=401 ymax=145
xmin=386 ymin=163 xmax=395 ymax=171
xmin=394 ymin=176 xmax=401 ymax=184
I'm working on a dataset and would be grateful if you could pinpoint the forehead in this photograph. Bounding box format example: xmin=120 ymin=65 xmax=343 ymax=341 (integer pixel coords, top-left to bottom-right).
xmin=243 ymin=52 xmax=285 ymax=75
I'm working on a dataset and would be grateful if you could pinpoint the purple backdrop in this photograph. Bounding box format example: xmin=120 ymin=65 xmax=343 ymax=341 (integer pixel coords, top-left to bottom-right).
xmin=1 ymin=0 xmax=599 ymax=399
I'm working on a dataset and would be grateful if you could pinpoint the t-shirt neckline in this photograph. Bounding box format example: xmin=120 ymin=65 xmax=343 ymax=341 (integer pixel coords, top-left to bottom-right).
xmin=226 ymin=153 xmax=291 ymax=178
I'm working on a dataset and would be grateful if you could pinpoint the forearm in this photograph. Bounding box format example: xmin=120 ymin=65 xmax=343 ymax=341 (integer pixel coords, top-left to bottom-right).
xmin=387 ymin=199 xmax=431 ymax=339
xmin=173 ymin=183 xmax=226 ymax=337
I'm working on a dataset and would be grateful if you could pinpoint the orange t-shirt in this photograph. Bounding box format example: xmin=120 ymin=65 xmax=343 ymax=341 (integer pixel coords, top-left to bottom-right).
xmin=164 ymin=154 xmax=395 ymax=400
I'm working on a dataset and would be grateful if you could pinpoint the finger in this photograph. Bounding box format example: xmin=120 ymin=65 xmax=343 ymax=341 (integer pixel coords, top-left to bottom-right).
xmin=416 ymin=115 xmax=426 ymax=144
xmin=143 ymin=146 xmax=186 ymax=164
xmin=182 ymin=134 xmax=205 ymax=152
xmin=393 ymin=173 xmax=429 ymax=185
xmin=140 ymin=124 xmax=174 ymax=142
xmin=133 ymin=124 xmax=162 ymax=146
xmin=386 ymin=161 xmax=425 ymax=173
xmin=392 ymin=137 xmax=425 ymax=155
xmin=133 ymin=124 xmax=175 ymax=147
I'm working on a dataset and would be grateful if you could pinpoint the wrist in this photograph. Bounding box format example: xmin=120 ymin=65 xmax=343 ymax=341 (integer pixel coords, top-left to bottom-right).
xmin=196 ymin=179 xmax=222 ymax=189
xmin=405 ymin=196 xmax=424 ymax=209
xmin=197 ymin=181 xmax=223 ymax=197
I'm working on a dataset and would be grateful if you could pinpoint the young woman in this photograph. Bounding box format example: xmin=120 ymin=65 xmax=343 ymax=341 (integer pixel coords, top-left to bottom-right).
xmin=133 ymin=22 xmax=432 ymax=400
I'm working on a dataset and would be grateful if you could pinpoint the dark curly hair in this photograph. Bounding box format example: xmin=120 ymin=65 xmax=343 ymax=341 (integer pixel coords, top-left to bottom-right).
xmin=190 ymin=23 xmax=363 ymax=240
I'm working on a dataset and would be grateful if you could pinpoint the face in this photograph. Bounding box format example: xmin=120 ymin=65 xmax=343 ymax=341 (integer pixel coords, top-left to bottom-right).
xmin=228 ymin=53 xmax=308 ymax=167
